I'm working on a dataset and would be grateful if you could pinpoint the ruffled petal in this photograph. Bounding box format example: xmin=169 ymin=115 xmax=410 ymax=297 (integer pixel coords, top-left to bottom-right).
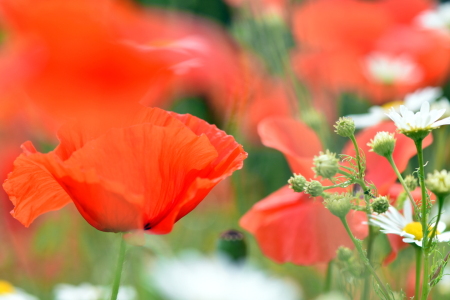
xmin=3 ymin=141 xmax=72 ymax=227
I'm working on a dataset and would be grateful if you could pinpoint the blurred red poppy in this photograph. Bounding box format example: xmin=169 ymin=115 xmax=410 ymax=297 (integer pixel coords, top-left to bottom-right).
xmin=292 ymin=0 xmax=450 ymax=104
xmin=0 ymin=0 xmax=191 ymax=122
xmin=240 ymin=117 xmax=367 ymax=265
xmin=4 ymin=107 xmax=247 ymax=234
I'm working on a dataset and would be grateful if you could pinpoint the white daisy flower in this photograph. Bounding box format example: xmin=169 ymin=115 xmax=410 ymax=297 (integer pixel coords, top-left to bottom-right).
xmin=0 ymin=281 xmax=38 ymax=300
xmin=53 ymin=283 xmax=136 ymax=300
xmin=347 ymin=87 xmax=446 ymax=129
xmin=416 ymin=3 xmax=450 ymax=32
xmin=150 ymin=253 xmax=300 ymax=300
xmin=369 ymin=199 xmax=450 ymax=247
xmin=363 ymin=52 xmax=422 ymax=85
xmin=386 ymin=101 xmax=450 ymax=133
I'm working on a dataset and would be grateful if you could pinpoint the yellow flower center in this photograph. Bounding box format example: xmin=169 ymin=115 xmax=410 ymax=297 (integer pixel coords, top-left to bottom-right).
xmin=382 ymin=101 xmax=404 ymax=111
xmin=403 ymin=222 xmax=440 ymax=241
xmin=0 ymin=280 xmax=15 ymax=295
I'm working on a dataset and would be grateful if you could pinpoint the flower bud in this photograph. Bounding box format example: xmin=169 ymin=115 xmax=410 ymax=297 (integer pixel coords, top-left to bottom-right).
xmin=426 ymin=170 xmax=450 ymax=198
xmin=305 ymin=180 xmax=323 ymax=197
xmin=367 ymin=131 xmax=396 ymax=157
xmin=216 ymin=230 xmax=247 ymax=263
xmin=404 ymin=175 xmax=418 ymax=191
xmin=334 ymin=117 xmax=355 ymax=138
xmin=288 ymin=174 xmax=307 ymax=192
xmin=371 ymin=196 xmax=390 ymax=214
xmin=336 ymin=246 xmax=353 ymax=262
xmin=313 ymin=150 xmax=340 ymax=179
xmin=324 ymin=193 xmax=352 ymax=218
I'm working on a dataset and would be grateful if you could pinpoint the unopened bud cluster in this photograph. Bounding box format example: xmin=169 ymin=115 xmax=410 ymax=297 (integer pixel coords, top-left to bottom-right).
xmin=324 ymin=193 xmax=352 ymax=218
xmin=367 ymin=131 xmax=396 ymax=157
xmin=404 ymin=175 xmax=418 ymax=191
xmin=426 ymin=170 xmax=450 ymax=197
xmin=334 ymin=117 xmax=355 ymax=138
xmin=313 ymin=150 xmax=340 ymax=179
xmin=288 ymin=174 xmax=307 ymax=192
xmin=371 ymin=196 xmax=390 ymax=214
xmin=305 ymin=180 xmax=323 ymax=197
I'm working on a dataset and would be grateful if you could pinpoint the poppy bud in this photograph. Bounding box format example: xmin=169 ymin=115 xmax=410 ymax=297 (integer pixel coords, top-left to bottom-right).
xmin=426 ymin=170 xmax=450 ymax=198
xmin=288 ymin=174 xmax=307 ymax=192
xmin=334 ymin=117 xmax=355 ymax=138
xmin=313 ymin=150 xmax=339 ymax=179
xmin=367 ymin=131 xmax=396 ymax=157
xmin=371 ymin=196 xmax=390 ymax=214
xmin=404 ymin=175 xmax=418 ymax=191
xmin=324 ymin=193 xmax=352 ymax=218
xmin=216 ymin=230 xmax=247 ymax=263
xmin=305 ymin=180 xmax=323 ymax=197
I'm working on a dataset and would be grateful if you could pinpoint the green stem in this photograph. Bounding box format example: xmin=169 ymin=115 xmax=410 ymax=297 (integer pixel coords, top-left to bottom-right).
xmin=433 ymin=127 xmax=447 ymax=170
xmin=110 ymin=233 xmax=127 ymax=300
xmin=415 ymin=139 xmax=430 ymax=300
xmin=415 ymin=246 xmax=423 ymax=299
xmin=350 ymin=135 xmax=363 ymax=180
xmin=386 ymin=154 xmax=418 ymax=212
xmin=340 ymin=217 xmax=392 ymax=300
xmin=324 ymin=260 xmax=333 ymax=293
xmin=430 ymin=196 xmax=445 ymax=242
xmin=361 ymin=225 xmax=374 ymax=300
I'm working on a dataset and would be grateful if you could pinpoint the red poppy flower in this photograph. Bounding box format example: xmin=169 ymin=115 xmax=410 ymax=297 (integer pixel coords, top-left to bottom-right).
xmin=3 ymin=107 xmax=247 ymax=234
xmin=240 ymin=117 xmax=367 ymax=265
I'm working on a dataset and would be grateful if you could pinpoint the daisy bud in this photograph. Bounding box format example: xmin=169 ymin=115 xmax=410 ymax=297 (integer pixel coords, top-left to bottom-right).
xmin=217 ymin=230 xmax=247 ymax=263
xmin=288 ymin=174 xmax=307 ymax=192
xmin=305 ymin=180 xmax=324 ymax=197
xmin=334 ymin=117 xmax=355 ymax=138
xmin=426 ymin=170 xmax=450 ymax=198
xmin=367 ymin=131 xmax=396 ymax=157
xmin=313 ymin=150 xmax=340 ymax=179
xmin=324 ymin=193 xmax=352 ymax=218
xmin=336 ymin=246 xmax=353 ymax=262
xmin=371 ymin=196 xmax=390 ymax=214
xmin=404 ymin=175 xmax=418 ymax=191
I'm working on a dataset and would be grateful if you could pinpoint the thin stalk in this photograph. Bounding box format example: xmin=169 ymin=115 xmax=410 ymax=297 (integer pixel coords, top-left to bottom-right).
xmin=386 ymin=154 xmax=418 ymax=212
xmin=110 ymin=233 xmax=127 ymax=300
xmin=430 ymin=196 xmax=445 ymax=242
xmin=433 ymin=127 xmax=447 ymax=170
xmin=340 ymin=217 xmax=392 ymax=300
xmin=324 ymin=260 xmax=333 ymax=293
xmin=415 ymin=139 xmax=430 ymax=300
xmin=349 ymin=135 xmax=363 ymax=180
xmin=361 ymin=225 xmax=374 ymax=300
xmin=415 ymin=246 xmax=423 ymax=299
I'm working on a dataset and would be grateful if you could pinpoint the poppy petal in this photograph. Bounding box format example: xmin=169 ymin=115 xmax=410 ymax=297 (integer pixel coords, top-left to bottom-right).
xmin=3 ymin=141 xmax=72 ymax=227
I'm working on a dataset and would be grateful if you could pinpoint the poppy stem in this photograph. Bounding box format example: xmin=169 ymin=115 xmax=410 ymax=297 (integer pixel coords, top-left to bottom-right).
xmin=340 ymin=217 xmax=392 ymax=300
xmin=110 ymin=233 xmax=127 ymax=300
xmin=415 ymin=246 xmax=422 ymax=299
xmin=324 ymin=260 xmax=333 ymax=293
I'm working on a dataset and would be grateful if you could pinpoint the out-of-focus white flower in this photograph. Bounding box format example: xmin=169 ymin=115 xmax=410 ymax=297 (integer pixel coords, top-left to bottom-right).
xmin=0 ymin=281 xmax=38 ymax=300
xmin=386 ymin=101 xmax=450 ymax=133
xmin=369 ymin=199 xmax=450 ymax=247
xmin=347 ymin=87 xmax=447 ymax=128
xmin=53 ymin=283 xmax=136 ymax=300
xmin=363 ymin=52 xmax=422 ymax=85
xmin=150 ymin=253 xmax=300 ymax=300
xmin=416 ymin=3 xmax=450 ymax=32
